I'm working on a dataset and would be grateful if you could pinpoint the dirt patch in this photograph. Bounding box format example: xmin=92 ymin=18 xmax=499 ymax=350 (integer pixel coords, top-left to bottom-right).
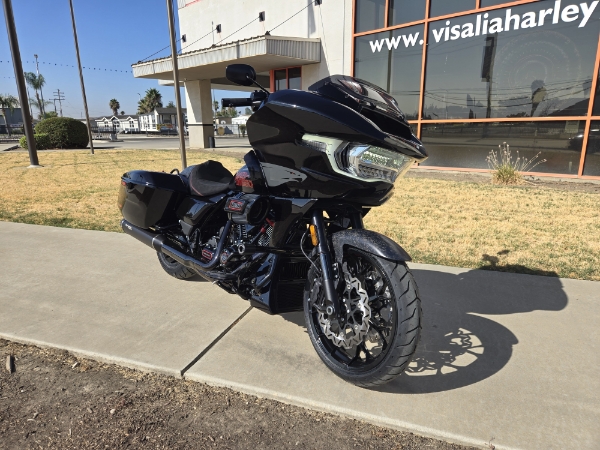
xmin=408 ymin=169 xmax=600 ymax=194
xmin=0 ymin=340 xmax=477 ymax=450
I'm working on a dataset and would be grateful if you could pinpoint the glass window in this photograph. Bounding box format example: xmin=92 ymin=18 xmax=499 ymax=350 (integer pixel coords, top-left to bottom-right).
xmin=480 ymin=0 xmax=517 ymax=7
xmin=423 ymin=2 xmax=600 ymax=120
xmin=355 ymin=0 xmax=386 ymax=33
xmin=354 ymin=24 xmax=424 ymax=119
xmin=593 ymin=72 xmax=600 ymax=115
xmin=288 ymin=67 xmax=302 ymax=90
xmin=420 ymin=121 xmax=585 ymax=174
xmin=583 ymin=121 xmax=600 ymax=176
xmin=274 ymin=69 xmax=287 ymax=91
xmin=389 ymin=0 xmax=426 ymax=26
xmin=430 ymin=0 xmax=476 ymax=18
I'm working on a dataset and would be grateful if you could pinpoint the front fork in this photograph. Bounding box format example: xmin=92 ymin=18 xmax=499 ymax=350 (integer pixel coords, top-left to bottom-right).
xmin=311 ymin=210 xmax=364 ymax=318
xmin=311 ymin=210 xmax=340 ymax=317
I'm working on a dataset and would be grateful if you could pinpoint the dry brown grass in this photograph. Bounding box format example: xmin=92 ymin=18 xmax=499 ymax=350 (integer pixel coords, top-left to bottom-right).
xmin=1 ymin=149 xmax=599 ymax=281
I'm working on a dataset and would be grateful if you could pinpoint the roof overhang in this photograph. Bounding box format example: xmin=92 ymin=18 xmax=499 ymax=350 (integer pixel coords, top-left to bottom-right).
xmin=132 ymin=35 xmax=321 ymax=82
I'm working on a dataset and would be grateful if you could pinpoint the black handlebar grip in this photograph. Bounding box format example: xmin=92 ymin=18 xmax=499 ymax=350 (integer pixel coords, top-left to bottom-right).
xmin=221 ymin=98 xmax=253 ymax=108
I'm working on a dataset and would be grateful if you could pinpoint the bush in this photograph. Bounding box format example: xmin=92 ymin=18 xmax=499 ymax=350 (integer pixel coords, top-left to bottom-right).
xmin=486 ymin=142 xmax=546 ymax=185
xmin=34 ymin=117 xmax=89 ymax=149
xmin=19 ymin=133 xmax=52 ymax=150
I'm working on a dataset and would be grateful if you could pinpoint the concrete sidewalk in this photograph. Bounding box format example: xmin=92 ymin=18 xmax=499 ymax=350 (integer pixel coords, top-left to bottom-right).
xmin=0 ymin=222 xmax=598 ymax=449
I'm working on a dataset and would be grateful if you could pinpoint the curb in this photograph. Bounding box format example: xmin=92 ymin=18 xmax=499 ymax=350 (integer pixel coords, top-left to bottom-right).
xmin=184 ymin=372 xmax=519 ymax=450
xmin=0 ymin=144 xmax=19 ymax=152
xmin=0 ymin=332 xmax=182 ymax=378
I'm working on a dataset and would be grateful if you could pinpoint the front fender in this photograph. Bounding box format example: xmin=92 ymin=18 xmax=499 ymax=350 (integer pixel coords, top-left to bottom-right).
xmin=331 ymin=229 xmax=411 ymax=265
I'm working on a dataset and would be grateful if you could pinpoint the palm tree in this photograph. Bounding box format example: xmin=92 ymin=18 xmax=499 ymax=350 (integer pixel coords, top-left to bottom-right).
xmin=137 ymin=88 xmax=163 ymax=114
xmin=0 ymin=93 xmax=19 ymax=137
xmin=109 ymin=99 xmax=120 ymax=116
xmin=24 ymin=72 xmax=47 ymax=117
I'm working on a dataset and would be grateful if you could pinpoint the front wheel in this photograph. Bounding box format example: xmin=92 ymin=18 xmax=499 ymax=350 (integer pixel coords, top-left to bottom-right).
xmin=304 ymin=248 xmax=421 ymax=388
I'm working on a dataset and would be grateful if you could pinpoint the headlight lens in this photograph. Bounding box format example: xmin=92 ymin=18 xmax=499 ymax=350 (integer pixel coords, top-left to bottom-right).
xmin=340 ymin=144 xmax=413 ymax=183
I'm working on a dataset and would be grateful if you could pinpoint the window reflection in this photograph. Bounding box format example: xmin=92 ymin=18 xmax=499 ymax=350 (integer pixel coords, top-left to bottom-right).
xmin=288 ymin=67 xmax=302 ymax=90
xmin=420 ymin=121 xmax=584 ymax=174
xmin=274 ymin=69 xmax=287 ymax=91
xmin=430 ymin=0 xmax=476 ymax=18
xmin=354 ymin=25 xmax=424 ymax=119
xmin=423 ymin=2 xmax=599 ymax=119
xmin=583 ymin=121 xmax=600 ymax=176
xmin=389 ymin=0 xmax=426 ymax=26
xmin=355 ymin=0 xmax=386 ymax=33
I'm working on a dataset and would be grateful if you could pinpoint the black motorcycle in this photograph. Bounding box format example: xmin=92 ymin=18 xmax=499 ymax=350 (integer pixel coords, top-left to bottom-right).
xmin=118 ymin=64 xmax=428 ymax=387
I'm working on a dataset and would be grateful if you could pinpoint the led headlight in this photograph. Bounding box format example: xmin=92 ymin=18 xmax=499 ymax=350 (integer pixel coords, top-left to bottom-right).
xmin=300 ymin=134 xmax=414 ymax=183
xmin=342 ymin=144 xmax=413 ymax=183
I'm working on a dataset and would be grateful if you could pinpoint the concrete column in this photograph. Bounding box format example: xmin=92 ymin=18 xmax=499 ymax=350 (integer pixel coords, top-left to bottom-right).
xmin=184 ymin=79 xmax=213 ymax=148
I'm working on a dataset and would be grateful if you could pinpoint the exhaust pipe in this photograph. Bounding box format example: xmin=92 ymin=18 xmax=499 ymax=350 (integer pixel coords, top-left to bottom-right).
xmin=120 ymin=219 xmax=231 ymax=273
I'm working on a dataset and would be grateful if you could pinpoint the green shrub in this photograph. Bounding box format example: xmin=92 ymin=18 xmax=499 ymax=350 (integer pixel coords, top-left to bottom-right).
xmin=34 ymin=117 xmax=89 ymax=149
xmin=19 ymin=133 xmax=52 ymax=150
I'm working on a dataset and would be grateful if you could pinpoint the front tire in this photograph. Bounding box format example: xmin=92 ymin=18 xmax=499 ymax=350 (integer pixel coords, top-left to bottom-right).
xmin=157 ymin=251 xmax=197 ymax=280
xmin=304 ymin=248 xmax=421 ymax=388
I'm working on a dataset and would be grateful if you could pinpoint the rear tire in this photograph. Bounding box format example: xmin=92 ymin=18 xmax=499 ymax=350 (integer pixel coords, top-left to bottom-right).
xmin=304 ymin=248 xmax=421 ymax=388
xmin=157 ymin=251 xmax=198 ymax=280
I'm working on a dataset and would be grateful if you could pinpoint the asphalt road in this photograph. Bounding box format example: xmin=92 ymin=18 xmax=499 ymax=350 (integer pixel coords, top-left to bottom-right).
xmin=91 ymin=135 xmax=251 ymax=150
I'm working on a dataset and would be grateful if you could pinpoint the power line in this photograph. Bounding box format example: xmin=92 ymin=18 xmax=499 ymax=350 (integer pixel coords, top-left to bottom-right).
xmin=0 ymin=59 xmax=132 ymax=73
xmin=268 ymin=0 xmax=320 ymax=34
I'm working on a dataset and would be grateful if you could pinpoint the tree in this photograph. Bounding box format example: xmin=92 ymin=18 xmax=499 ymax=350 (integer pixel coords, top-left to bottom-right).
xmin=137 ymin=88 xmax=163 ymax=114
xmin=227 ymin=106 xmax=239 ymax=118
xmin=213 ymin=100 xmax=219 ymax=115
xmin=244 ymin=107 xmax=252 ymax=115
xmin=0 ymin=93 xmax=19 ymax=137
xmin=109 ymin=99 xmax=120 ymax=116
xmin=166 ymin=101 xmax=175 ymax=108
xmin=43 ymin=111 xmax=58 ymax=119
xmin=24 ymin=72 xmax=47 ymax=118
xmin=120 ymin=110 xmax=125 ymax=115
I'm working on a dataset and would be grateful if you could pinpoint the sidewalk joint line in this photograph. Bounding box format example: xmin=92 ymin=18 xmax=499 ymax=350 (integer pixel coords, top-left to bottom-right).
xmin=180 ymin=306 xmax=253 ymax=376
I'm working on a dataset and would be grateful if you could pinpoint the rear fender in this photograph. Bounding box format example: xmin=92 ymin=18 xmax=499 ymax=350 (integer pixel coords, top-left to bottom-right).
xmin=331 ymin=229 xmax=411 ymax=265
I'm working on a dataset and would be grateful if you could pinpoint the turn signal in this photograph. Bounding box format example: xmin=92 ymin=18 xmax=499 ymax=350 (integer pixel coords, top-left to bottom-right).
xmin=309 ymin=225 xmax=318 ymax=246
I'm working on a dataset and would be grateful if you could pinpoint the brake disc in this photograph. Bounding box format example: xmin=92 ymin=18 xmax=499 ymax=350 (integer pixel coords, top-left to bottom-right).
xmin=317 ymin=265 xmax=371 ymax=350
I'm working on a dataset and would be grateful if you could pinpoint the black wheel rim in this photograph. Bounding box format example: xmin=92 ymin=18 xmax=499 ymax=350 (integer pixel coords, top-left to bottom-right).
xmin=309 ymin=250 xmax=397 ymax=371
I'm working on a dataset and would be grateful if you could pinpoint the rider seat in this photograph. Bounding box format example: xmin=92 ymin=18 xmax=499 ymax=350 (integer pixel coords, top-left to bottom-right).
xmin=180 ymin=160 xmax=234 ymax=196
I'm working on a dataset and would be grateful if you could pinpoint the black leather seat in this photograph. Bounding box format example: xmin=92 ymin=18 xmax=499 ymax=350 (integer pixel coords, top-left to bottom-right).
xmin=180 ymin=160 xmax=234 ymax=197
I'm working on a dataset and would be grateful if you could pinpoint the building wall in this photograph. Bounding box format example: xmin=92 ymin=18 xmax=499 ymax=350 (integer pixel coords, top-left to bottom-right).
xmin=177 ymin=0 xmax=354 ymax=88
xmin=353 ymin=0 xmax=600 ymax=179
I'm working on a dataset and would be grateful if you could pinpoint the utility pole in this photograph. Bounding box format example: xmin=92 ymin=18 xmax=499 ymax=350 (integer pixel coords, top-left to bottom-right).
xmin=68 ymin=0 xmax=94 ymax=155
xmin=2 ymin=0 xmax=39 ymax=166
xmin=33 ymin=54 xmax=46 ymax=116
xmin=166 ymin=0 xmax=187 ymax=169
xmin=53 ymin=89 xmax=64 ymax=117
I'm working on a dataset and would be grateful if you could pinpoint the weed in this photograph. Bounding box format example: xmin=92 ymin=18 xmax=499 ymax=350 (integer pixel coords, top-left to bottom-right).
xmin=486 ymin=142 xmax=546 ymax=185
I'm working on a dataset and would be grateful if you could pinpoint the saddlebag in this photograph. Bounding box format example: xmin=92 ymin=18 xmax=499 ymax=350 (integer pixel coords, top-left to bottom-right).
xmin=118 ymin=170 xmax=187 ymax=229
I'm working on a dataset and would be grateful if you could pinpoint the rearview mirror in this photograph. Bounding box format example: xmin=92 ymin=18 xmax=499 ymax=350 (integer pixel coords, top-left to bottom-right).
xmin=226 ymin=64 xmax=256 ymax=87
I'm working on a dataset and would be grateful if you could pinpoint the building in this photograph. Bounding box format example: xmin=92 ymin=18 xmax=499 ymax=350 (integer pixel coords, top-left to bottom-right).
xmin=138 ymin=108 xmax=187 ymax=133
xmin=92 ymin=115 xmax=140 ymax=133
xmin=231 ymin=115 xmax=251 ymax=125
xmin=132 ymin=0 xmax=600 ymax=180
xmin=0 ymin=107 xmax=23 ymax=133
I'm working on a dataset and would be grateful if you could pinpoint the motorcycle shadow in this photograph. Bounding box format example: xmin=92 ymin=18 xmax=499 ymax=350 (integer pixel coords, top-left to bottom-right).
xmin=282 ymin=265 xmax=568 ymax=394
xmin=374 ymin=266 xmax=568 ymax=394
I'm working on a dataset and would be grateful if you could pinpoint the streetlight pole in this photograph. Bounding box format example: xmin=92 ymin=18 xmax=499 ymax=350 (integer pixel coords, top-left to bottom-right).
xmin=2 ymin=0 xmax=39 ymax=167
xmin=68 ymin=0 xmax=94 ymax=155
xmin=33 ymin=54 xmax=46 ymax=116
xmin=166 ymin=0 xmax=187 ymax=169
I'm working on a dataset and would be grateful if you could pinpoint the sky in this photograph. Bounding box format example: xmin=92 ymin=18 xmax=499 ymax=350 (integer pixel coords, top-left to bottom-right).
xmin=0 ymin=0 xmax=245 ymax=118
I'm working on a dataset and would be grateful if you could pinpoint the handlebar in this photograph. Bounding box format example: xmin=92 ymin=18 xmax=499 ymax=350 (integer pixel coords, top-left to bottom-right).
xmin=222 ymin=97 xmax=253 ymax=108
